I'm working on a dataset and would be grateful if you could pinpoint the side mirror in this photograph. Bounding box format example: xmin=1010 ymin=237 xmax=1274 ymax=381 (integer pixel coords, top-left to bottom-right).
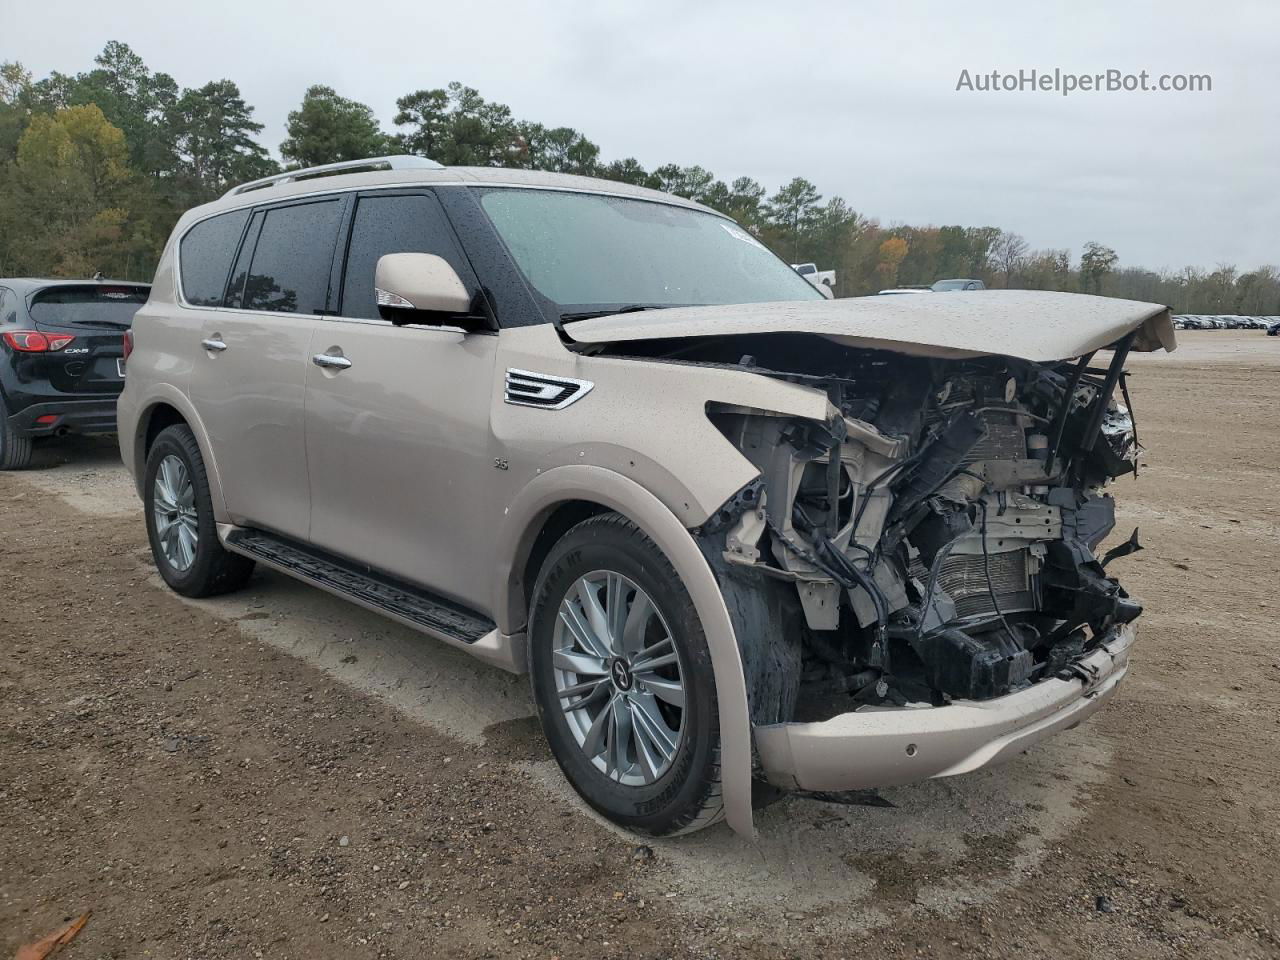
xmin=374 ymin=253 xmax=472 ymax=318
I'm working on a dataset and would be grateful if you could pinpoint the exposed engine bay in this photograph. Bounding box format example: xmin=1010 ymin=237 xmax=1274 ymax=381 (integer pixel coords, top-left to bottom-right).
xmin=610 ymin=330 xmax=1148 ymax=724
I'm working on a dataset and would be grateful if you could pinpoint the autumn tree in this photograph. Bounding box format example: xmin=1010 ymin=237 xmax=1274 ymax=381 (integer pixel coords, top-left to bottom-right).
xmin=876 ymin=235 xmax=909 ymax=289
xmin=0 ymin=105 xmax=139 ymax=276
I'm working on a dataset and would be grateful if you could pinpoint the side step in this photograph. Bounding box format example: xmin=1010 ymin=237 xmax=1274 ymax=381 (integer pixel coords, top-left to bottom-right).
xmin=224 ymin=528 xmax=496 ymax=645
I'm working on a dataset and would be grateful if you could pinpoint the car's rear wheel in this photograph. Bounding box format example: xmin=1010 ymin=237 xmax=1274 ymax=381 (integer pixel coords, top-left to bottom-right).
xmin=528 ymin=513 xmax=723 ymax=836
xmin=144 ymin=424 xmax=254 ymax=597
xmin=0 ymin=403 xmax=33 ymax=470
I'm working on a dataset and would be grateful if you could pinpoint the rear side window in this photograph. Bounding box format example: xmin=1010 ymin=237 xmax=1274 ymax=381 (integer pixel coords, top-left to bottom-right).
xmin=242 ymin=199 xmax=344 ymax=315
xmin=339 ymin=193 xmax=475 ymax=320
xmin=180 ymin=209 xmax=251 ymax=306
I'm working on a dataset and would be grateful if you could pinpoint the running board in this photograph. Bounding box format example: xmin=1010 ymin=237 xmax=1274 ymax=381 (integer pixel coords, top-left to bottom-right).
xmin=223 ymin=528 xmax=496 ymax=645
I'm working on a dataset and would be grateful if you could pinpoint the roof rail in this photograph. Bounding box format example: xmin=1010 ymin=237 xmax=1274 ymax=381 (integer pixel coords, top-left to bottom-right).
xmin=221 ymin=155 xmax=444 ymax=199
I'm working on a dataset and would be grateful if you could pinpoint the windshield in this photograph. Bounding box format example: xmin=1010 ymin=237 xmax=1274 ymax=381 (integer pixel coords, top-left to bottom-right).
xmin=477 ymin=188 xmax=822 ymax=315
xmin=29 ymin=286 xmax=149 ymax=328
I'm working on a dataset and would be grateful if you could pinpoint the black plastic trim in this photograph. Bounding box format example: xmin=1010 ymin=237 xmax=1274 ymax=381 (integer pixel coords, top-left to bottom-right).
xmin=224 ymin=528 xmax=495 ymax=644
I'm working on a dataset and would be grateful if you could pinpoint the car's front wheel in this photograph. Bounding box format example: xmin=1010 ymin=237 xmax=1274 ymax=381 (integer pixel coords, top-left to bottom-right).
xmin=528 ymin=513 xmax=723 ymax=836
xmin=144 ymin=424 xmax=255 ymax=597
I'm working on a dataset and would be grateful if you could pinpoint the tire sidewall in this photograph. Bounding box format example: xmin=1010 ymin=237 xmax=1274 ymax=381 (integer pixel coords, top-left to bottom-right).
xmin=143 ymin=426 xmax=223 ymax=595
xmin=0 ymin=401 xmax=33 ymax=470
xmin=529 ymin=516 xmax=719 ymax=835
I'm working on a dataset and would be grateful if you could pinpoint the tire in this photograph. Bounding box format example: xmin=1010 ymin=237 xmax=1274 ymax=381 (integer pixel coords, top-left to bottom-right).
xmin=0 ymin=404 xmax=33 ymax=470
xmin=528 ymin=512 xmax=723 ymax=836
xmin=143 ymin=424 xmax=254 ymax=597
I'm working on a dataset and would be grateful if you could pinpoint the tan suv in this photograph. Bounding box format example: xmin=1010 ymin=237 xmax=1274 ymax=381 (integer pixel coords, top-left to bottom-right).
xmin=119 ymin=156 xmax=1175 ymax=837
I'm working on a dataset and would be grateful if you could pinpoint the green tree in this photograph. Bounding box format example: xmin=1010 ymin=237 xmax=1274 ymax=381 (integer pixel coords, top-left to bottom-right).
xmin=167 ymin=80 xmax=276 ymax=199
xmin=24 ymin=43 xmax=180 ymax=178
xmin=442 ymin=83 xmax=517 ymax=165
xmin=392 ymin=88 xmax=450 ymax=158
xmin=765 ymin=177 xmax=822 ymax=261
xmin=281 ymin=85 xmax=389 ymax=167
xmin=724 ymin=177 xmax=767 ymax=229
xmin=0 ymin=61 xmax=35 ymax=161
xmin=1080 ymin=241 xmax=1119 ymax=294
xmin=599 ymin=157 xmax=654 ymax=187
xmin=513 ymin=122 xmax=599 ymax=174
xmin=651 ymin=164 xmax=716 ymax=200
xmin=393 ymin=83 xmax=517 ymax=166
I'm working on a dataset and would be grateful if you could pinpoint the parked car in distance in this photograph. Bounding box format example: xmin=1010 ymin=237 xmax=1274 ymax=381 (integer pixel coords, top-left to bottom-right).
xmin=877 ymin=288 xmax=931 ymax=295
xmin=120 ymin=155 xmax=1171 ymax=838
xmin=1268 ymin=320 xmax=1280 ymax=336
xmin=791 ymin=262 xmax=836 ymax=296
xmin=931 ymin=278 xmax=986 ymax=291
xmin=0 ymin=277 xmax=149 ymax=469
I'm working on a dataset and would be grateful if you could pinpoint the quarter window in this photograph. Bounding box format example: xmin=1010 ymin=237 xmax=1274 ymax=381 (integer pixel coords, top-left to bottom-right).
xmin=179 ymin=209 xmax=251 ymax=306
xmin=339 ymin=193 xmax=474 ymax=320
xmin=242 ymin=199 xmax=344 ymax=315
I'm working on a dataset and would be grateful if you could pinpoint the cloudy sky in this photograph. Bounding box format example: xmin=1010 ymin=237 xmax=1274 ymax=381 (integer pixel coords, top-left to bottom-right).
xmin=5 ymin=0 xmax=1277 ymax=271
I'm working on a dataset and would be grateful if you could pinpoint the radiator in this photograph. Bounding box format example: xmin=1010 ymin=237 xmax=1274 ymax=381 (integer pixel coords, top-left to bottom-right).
xmin=936 ymin=548 xmax=1035 ymax=618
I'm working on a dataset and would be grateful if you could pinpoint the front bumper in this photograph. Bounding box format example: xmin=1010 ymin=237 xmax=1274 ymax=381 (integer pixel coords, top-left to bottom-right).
xmin=754 ymin=622 xmax=1136 ymax=791
xmin=7 ymin=399 xmax=120 ymax=437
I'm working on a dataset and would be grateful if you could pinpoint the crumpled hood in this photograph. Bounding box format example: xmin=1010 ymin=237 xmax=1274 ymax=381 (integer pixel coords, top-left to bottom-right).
xmin=568 ymin=290 xmax=1176 ymax=362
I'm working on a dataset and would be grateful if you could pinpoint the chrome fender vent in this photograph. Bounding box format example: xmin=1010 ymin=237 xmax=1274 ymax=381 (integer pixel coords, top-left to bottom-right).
xmin=504 ymin=368 xmax=594 ymax=410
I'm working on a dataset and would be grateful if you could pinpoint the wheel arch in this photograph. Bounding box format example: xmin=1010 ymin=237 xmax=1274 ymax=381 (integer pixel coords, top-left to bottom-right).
xmin=131 ymin=388 xmax=227 ymax=519
xmin=495 ymin=464 xmax=755 ymax=836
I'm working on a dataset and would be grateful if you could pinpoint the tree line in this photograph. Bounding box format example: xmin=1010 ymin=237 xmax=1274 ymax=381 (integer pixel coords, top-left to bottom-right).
xmin=1 ymin=42 xmax=1276 ymax=315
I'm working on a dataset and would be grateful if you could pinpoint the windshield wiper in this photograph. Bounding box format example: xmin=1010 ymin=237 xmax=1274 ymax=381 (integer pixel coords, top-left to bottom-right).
xmin=559 ymin=304 xmax=677 ymax=323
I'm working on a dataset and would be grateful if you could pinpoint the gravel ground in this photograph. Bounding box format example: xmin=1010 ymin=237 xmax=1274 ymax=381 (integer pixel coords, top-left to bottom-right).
xmin=2 ymin=330 xmax=1278 ymax=959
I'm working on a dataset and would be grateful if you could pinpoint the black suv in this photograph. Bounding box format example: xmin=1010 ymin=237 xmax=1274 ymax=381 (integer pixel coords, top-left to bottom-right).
xmin=0 ymin=278 xmax=149 ymax=469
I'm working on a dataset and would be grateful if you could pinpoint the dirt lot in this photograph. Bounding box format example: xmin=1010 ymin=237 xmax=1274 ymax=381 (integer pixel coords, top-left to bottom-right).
xmin=2 ymin=330 xmax=1278 ymax=959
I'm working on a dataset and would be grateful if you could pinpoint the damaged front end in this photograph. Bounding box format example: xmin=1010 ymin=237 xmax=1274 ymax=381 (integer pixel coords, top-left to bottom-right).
xmin=681 ymin=331 xmax=1149 ymax=789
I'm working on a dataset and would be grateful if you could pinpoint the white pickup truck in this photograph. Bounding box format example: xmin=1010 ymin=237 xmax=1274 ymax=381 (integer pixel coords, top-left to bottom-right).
xmin=791 ymin=262 xmax=836 ymax=296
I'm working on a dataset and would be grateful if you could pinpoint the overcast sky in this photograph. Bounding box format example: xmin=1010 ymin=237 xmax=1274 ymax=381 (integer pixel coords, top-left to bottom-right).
xmin=5 ymin=0 xmax=1277 ymax=271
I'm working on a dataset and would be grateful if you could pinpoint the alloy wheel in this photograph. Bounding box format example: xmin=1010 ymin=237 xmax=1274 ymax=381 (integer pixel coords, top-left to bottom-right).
xmin=153 ymin=454 xmax=198 ymax=572
xmin=552 ymin=571 xmax=686 ymax=785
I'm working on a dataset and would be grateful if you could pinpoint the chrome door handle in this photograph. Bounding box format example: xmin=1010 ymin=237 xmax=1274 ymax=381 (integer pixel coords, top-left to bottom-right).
xmin=201 ymin=338 xmax=227 ymax=352
xmin=312 ymin=353 xmax=352 ymax=370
